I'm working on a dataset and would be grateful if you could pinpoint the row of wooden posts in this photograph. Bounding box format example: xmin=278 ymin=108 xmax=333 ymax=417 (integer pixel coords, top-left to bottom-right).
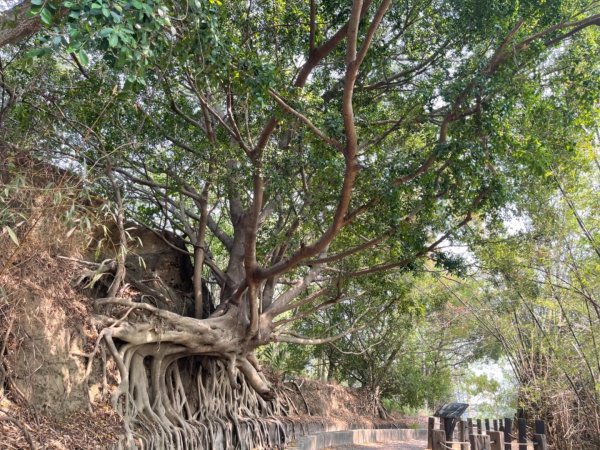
xmin=427 ymin=417 xmax=548 ymax=450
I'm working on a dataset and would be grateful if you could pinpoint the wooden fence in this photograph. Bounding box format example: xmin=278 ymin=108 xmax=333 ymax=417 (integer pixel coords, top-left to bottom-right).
xmin=427 ymin=417 xmax=548 ymax=450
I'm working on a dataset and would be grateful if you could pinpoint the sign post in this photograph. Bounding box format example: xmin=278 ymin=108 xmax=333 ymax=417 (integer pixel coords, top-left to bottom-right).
xmin=433 ymin=403 xmax=470 ymax=443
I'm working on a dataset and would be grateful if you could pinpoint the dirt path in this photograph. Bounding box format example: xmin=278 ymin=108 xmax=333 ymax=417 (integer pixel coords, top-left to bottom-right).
xmin=326 ymin=439 xmax=426 ymax=449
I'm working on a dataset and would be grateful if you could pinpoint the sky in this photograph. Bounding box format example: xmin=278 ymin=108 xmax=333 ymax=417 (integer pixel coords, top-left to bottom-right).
xmin=0 ymin=1 xmax=20 ymax=13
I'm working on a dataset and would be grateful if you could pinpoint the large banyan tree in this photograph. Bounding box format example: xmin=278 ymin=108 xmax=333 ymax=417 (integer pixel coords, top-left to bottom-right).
xmin=1 ymin=0 xmax=600 ymax=448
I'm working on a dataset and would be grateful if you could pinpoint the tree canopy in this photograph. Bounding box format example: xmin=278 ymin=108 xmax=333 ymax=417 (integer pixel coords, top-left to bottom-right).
xmin=3 ymin=0 xmax=598 ymax=334
xmin=1 ymin=0 xmax=599 ymax=448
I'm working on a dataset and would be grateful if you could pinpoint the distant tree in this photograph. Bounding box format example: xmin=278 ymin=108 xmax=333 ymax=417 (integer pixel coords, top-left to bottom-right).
xmin=303 ymin=272 xmax=482 ymax=416
xmin=457 ymin=133 xmax=600 ymax=448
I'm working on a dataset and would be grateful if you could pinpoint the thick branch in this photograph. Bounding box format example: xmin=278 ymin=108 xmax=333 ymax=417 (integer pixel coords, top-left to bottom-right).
xmin=256 ymin=1 xmax=392 ymax=282
xmin=273 ymin=327 xmax=360 ymax=345
xmin=0 ymin=1 xmax=39 ymax=48
xmin=264 ymin=264 xmax=323 ymax=318
xmin=193 ymin=180 xmax=211 ymax=319
xmin=271 ymin=288 xmax=330 ymax=324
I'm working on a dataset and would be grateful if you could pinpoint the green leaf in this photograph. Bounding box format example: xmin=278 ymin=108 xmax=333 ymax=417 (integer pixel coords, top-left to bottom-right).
xmin=39 ymin=7 xmax=53 ymax=25
xmin=4 ymin=226 xmax=19 ymax=246
xmin=110 ymin=11 xmax=122 ymax=22
xmin=77 ymin=50 xmax=89 ymax=66
xmin=108 ymin=33 xmax=119 ymax=48
xmin=100 ymin=27 xmax=114 ymax=37
xmin=25 ymin=47 xmax=51 ymax=58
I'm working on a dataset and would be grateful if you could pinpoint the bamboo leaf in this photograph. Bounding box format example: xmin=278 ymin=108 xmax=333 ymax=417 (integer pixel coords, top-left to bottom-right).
xmin=4 ymin=226 xmax=19 ymax=246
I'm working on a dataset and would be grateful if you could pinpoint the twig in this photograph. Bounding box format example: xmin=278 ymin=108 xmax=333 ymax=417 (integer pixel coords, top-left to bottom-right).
xmin=0 ymin=412 xmax=36 ymax=450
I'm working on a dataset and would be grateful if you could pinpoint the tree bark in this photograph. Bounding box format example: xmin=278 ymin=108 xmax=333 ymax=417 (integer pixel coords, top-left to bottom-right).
xmin=193 ymin=182 xmax=210 ymax=319
xmin=0 ymin=2 xmax=40 ymax=48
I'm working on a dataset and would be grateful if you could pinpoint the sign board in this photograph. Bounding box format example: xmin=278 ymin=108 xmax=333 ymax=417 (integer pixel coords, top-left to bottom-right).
xmin=434 ymin=403 xmax=469 ymax=419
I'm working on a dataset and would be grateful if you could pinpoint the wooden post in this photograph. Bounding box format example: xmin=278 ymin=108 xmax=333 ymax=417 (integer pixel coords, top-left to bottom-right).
xmin=470 ymin=434 xmax=491 ymax=450
xmin=432 ymin=430 xmax=446 ymax=450
xmin=485 ymin=418 xmax=491 ymax=433
xmin=489 ymin=431 xmax=504 ymax=450
xmin=535 ymin=420 xmax=545 ymax=435
xmin=459 ymin=420 xmax=468 ymax=450
xmin=468 ymin=418 xmax=474 ymax=436
xmin=533 ymin=434 xmax=548 ymax=450
xmin=493 ymin=419 xmax=498 ymax=431
xmin=441 ymin=417 xmax=452 ymax=442
xmin=504 ymin=418 xmax=512 ymax=450
xmin=441 ymin=417 xmax=452 ymax=441
xmin=518 ymin=418 xmax=527 ymax=450
xmin=428 ymin=417 xmax=435 ymax=450
xmin=499 ymin=419 xmax=504 ymax=432
xmin=477 ymin=418 xmax=483 ymax=434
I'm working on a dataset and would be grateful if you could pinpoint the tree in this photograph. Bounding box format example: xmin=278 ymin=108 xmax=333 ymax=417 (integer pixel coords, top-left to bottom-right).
xmin=2 ymin=0 xmax=600 ymax=448
xmin=461 ymin=160 xmax=600 ymax=448
xmin=304 ymin=272 xmax=480 ymax=416
xmin=453 ymin=108 xmax=600 ymax=447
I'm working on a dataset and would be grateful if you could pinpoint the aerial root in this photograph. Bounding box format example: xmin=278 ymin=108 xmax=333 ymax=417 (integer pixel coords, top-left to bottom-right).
xmin=101 ymin=336 xmax=285 ymax=447
xmin=92 ymin=298 xmax=289 ymax=448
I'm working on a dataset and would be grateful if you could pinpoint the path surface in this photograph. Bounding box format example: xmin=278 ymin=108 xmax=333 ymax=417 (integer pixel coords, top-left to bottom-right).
xmin=326 ymin=439 xmax=426 ymax=449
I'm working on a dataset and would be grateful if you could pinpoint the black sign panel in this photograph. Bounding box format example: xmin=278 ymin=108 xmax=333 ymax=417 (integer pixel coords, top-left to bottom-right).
xmin=434 ymin=403 xmax=469 ymax=419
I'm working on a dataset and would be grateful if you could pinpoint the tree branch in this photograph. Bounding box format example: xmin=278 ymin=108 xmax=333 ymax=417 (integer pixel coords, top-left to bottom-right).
xmin=268 ymin=88 xmax=344 ymax=152
xmin=0 ymin=1 xmax=39 ymax=48
xmin=264 ymin=263 xmax=324 ymax=318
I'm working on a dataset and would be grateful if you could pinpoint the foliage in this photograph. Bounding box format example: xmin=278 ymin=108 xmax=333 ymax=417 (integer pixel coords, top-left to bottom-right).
xmin=458 ymin=133 xmax=600 ymax=447
xmin=455 ymin=363 xmax=518 ymax=418
xmin=271 ymin=272 xmax=491 ymax=412
xmin=257 ymin=342 xmax=314 ymax=376
xmin=0 ymin=1 xmax=599 ymax=446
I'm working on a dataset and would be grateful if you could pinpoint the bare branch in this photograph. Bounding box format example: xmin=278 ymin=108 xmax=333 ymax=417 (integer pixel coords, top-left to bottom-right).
xmin=295 ymin=0 xmax=374 ymax=87
xmin=187 ymin=81 xmax=253 ymax=156
xmin=270 ymin=287 xmax=329 ymax=322
xmin=207 ymin=215 xmax=234 ymax=251
xmin=307 ymin=232 xmax=391 ymax=265
xmin=268 ymin=89 xmax=344 ymax=152
xmin=355 ymin=0 xmax=392 ymax=67
xmin=273 ymin=326 xmax=361 ymax=345
xmin=309 ymin=0 xmax=316 ymax=52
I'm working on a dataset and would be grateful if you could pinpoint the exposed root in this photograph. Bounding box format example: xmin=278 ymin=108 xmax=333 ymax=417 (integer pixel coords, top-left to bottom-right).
xmin=95 ymin=298 xmax=288 ymax=449
xmin=292 ymin=380 xmax=311 ymax=415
